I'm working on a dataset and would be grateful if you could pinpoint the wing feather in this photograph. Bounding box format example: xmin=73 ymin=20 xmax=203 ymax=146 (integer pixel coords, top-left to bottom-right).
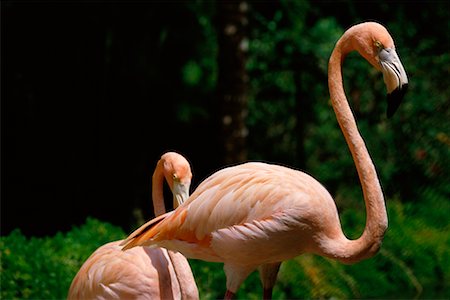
xmin=122 ymin=162 xmax=335 ymax=259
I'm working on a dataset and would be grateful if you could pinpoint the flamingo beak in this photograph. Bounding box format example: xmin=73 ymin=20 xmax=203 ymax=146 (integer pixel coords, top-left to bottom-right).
xmin=172 ymin=180 xmax=190 ymax=208
xmin=379 ymin=47 xmax=408 ymax=118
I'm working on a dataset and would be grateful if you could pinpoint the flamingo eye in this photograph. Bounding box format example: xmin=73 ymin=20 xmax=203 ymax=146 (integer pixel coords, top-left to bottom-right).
xmin=172 ymin=174 xmax=178 ymax=181
xmin=374 ymin=40 xmax=384 ymax=50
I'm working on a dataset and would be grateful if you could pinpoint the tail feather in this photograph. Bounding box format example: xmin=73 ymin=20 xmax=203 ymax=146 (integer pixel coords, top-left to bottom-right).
xmin=121 ymin=206 xmax=191 ymax=251
xmin=120 ymin=213 xmax=170 ymax=250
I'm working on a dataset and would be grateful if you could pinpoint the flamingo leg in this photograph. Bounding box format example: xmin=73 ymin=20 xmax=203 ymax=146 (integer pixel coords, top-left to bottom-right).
xmin=224 ymin=290 xmax=235 ymax=300
xmin=263 ymin=287 xmax=273 ymax=300
xmin=259 ymin=262 xmax=281 ymax=300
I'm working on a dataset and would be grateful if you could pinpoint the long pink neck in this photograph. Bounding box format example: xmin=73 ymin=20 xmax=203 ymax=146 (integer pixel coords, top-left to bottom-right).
xmin=326 ymin=33 xmax=388 ymax=263
xmin=167 ymin=250 xmax=199 ymax=299
xmin=152 ymin=161 xmax=166 ymax=217
xmin=152 ymin=161 xmax=197 ymax=297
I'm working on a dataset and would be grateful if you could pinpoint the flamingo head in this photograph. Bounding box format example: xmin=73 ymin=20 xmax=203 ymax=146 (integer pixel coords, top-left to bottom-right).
xmin=161 ymin=152 xmax=192 ymax=208
xmin=347 ymin=22 xmax=409 ymax=117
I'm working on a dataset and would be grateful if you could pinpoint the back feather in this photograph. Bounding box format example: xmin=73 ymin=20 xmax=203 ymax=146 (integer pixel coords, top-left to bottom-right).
xmin=121 ymin=212 xmax=170 ymax=250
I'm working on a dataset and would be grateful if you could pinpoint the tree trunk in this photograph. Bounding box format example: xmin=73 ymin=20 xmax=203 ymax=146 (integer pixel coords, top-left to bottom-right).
xmin=217 ymin=1 xmax=249 ymax=165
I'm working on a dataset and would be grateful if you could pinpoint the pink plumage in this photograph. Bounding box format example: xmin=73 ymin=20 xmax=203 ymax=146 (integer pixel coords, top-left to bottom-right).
xmin=68 ymin=152 xmax=198 ymax=300
xmin=123 ymin=22 xmax=408 ymax=299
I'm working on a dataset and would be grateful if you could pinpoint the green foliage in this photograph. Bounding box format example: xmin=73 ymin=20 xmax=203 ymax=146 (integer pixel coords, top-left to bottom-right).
xmin=267 ymin=198 xmax=449 ymax=299
xmin=0 ymin=218 xmax=125 ymax=299
xmin=245 ymin=0 xmax=450 ymax=200
xmin=1 ymin=207 xmax=448 ymax=299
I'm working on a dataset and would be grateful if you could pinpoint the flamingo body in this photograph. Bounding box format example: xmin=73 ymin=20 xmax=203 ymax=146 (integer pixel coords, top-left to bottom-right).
xmin=68 ymin=241 xmax=197 ymax=299
xmin=68 ymin=152 xmax=199 ymax=300
xmin=123 ymin=163 xmax=343 ymax=291
xmin=122 ymin=22 xmax=408 ymax=298
xmin=165 ymin=163 xmax=335 ymax=259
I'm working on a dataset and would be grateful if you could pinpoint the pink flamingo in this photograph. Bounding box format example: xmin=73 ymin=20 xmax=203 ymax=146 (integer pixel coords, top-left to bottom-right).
xmin=68 ymin=152 xmax=199 ymax=299
xmin=122 ymin=22 xmax=408 ymax=299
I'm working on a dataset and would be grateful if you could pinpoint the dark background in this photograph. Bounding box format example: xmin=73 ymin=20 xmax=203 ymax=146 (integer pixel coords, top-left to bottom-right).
xmin=3 ymin=3 xmax=223 ymax=235
xmin=2 ymin=1 xmax=449 ymax=238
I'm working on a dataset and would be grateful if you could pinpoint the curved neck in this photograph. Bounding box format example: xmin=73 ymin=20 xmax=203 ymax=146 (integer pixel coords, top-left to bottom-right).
xmin=326 ymin=36 xmax=388 ymax=263
xmin=152 ymin=160 xmax=166 ymax=217
xmin=167 ymin=250 xmax=198 ymax=299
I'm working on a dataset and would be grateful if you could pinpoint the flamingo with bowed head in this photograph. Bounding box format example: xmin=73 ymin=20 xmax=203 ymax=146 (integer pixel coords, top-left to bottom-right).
xmin=68 ymin=152 xmax=199 ymax=300
xmin=122 ymin=22 xmax=408 ymax=299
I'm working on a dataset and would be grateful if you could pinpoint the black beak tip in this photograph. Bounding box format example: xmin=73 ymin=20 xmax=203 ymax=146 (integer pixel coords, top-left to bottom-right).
xmin=387 ymin=83 xmax=408 ymax=118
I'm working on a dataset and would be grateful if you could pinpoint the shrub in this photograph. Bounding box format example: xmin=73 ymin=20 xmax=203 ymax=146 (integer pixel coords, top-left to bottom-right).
xmin=0 ymin=218 xmax=125 ymax=299
xmin=1 ymin=205 xmax=448 ymax=299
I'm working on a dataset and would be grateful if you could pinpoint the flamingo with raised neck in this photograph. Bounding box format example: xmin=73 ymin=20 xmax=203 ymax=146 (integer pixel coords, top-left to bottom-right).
xmin=122 ymin=22 xmax=408 ymax=299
